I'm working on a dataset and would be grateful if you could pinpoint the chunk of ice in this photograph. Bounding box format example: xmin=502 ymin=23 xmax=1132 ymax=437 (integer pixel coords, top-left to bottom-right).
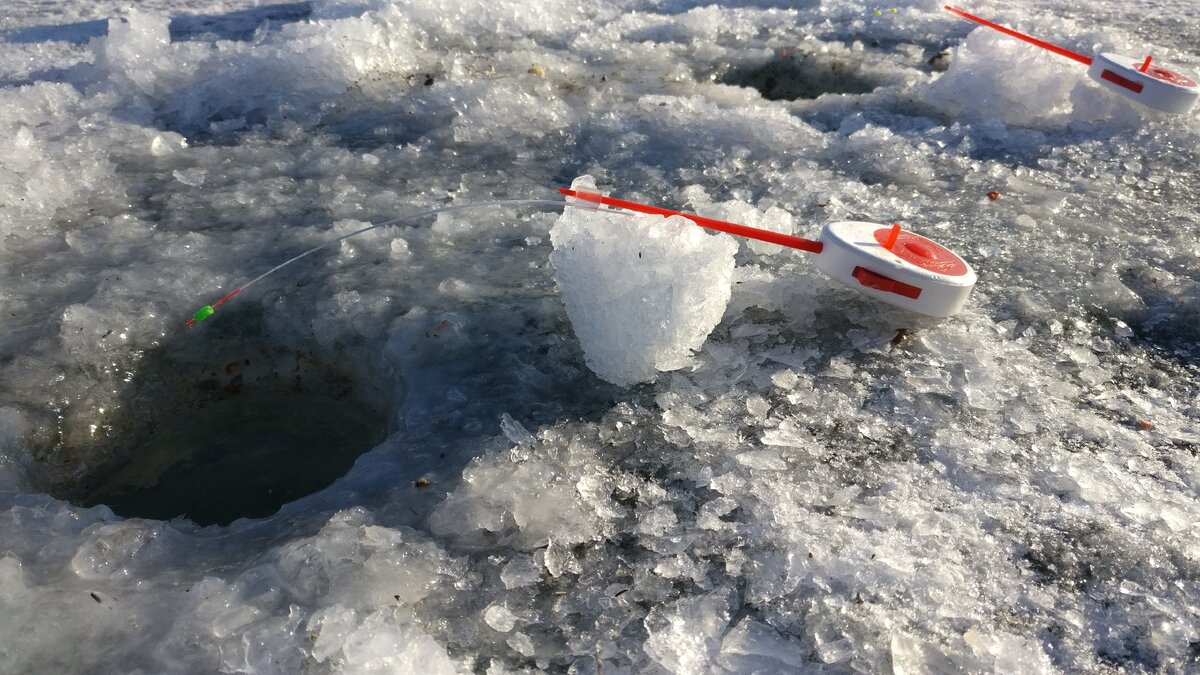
xmin=172 ymin=168 xmax=207 ymax=186
xmin=499 ymin=413 xmax=537 ymax=446
xmin=643 ymin=590 xmax=733 ymax=675
xmin=550 ymin=176 xmax=737 ymax=386
xmin=500 ymin=556 xmax=541 ymax=589
xmin=484 ymin=604 xmax=519 ymax=632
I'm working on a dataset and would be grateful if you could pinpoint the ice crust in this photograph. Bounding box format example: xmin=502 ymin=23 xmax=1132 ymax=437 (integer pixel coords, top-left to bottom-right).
xmin=2 ymin=0 xmax=1200 ymax=673
xmin=551 ymin=176 xmax=737 ymax=386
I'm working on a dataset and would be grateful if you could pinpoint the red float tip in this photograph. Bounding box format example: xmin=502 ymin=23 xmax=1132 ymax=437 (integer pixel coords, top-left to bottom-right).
xmin=211 ymin=288 xmax=242 ymax=310
xmin=184 ymin=288 xmax=241 ymax=328
xmin=1140 ymin=55 xmax=1153 ymax=73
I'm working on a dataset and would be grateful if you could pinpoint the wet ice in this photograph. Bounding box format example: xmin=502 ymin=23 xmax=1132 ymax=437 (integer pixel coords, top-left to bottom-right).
xmin=1 ymin=0 xmax=1200 ymax=673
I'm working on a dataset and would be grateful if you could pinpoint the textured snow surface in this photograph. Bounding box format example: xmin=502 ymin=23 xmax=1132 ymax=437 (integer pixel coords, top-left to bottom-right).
xmin=2 ymin=0 xmax=1200 ymax=673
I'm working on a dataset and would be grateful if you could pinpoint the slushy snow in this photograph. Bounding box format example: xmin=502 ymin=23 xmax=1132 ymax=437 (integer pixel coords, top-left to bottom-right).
xmin=1 ymin=0 xmax=1200 ymax=673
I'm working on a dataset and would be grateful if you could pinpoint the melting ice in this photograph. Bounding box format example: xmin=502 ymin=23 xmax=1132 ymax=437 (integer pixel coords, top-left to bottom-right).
xmin=1 ymin=0 xmax=1200 ymax=673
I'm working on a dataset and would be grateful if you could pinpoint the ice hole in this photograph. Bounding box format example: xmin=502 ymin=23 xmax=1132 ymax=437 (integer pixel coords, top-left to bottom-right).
xmin=75 ymin=388 xmax=387 ymax=526
xmin=716 ymin=50 xmax=887 ymax=100
xmin=42 ymin=311 xmax=391 ymax=526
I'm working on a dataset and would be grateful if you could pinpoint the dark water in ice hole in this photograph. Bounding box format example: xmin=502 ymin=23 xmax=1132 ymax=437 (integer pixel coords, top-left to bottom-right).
xmin=79 ymin=391 xmax=388 ymax=526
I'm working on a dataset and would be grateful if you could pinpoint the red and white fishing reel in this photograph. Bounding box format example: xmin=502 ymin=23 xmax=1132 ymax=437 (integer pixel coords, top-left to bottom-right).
xmin=560 ymin=189 xmax=976 ymax=318
xmin=814 ymin=221 xmax=975 ymax=317
xmin=946 ymin=5 xmax=1198 ymax=114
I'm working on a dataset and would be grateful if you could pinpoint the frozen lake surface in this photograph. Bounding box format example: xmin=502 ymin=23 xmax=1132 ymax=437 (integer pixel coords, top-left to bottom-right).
xmin=1 ymin=0 xmax=1198 ymax=672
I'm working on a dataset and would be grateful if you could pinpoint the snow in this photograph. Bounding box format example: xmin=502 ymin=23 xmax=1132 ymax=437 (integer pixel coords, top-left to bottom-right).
xmin=1 ymin=0 xmax=1200 ymax=673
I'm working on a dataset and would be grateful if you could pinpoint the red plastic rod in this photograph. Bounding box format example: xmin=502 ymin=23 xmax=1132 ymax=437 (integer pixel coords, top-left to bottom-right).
xmin=1140 ymin=55 xmax=1153 ymax=73
xmin=558 ymin=188 xmax=824 ymax=254
xmin=944 ymin=5 xmax=1093 ymax=66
